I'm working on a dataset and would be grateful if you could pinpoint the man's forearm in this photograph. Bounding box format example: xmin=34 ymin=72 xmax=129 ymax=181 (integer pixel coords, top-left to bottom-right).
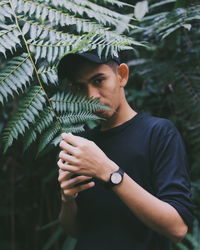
xmin=112 ymin=173 xmax=188 ymax=243
xmin=59 ymin=198 xmax=78 ymax=238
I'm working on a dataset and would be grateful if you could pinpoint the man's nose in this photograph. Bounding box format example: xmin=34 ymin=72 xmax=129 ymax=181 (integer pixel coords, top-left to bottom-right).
xmin=87 ymin=85 xmax=100 ymax=99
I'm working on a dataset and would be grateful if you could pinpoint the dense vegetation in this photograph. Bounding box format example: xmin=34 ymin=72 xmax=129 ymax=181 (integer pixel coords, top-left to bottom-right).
xmin=0 ymin=0 xmax=199 ymax=249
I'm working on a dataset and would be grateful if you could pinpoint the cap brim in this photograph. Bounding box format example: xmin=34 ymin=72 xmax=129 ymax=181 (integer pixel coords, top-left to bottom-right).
xmin=57 ymin=52 xmax=103 ymax=80
xmin=57 ymin=50 xmax=120 ymax=80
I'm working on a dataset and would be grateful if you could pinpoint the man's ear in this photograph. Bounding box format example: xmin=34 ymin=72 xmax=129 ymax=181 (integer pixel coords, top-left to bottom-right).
xmin=117 ymin=63 xmax=129 ymax=87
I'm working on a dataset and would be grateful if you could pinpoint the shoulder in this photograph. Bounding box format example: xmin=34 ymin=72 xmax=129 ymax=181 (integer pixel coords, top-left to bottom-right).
xmin=141 ymin=112 xmax=179 ymax=137
xmin=140 ymin=113 xmax=186 ymax=155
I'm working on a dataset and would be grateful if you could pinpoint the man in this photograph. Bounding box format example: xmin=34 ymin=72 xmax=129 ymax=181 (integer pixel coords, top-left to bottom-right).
xmin=57 ymin=49 xmax=193 ymax=250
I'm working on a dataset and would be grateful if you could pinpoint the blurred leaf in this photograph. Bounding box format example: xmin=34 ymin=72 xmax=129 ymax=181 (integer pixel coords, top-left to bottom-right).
xmin=134 ymin=1 xmax=148 ymax=21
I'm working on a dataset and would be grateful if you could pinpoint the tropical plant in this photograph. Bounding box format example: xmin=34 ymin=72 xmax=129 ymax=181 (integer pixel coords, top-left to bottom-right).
xmin=1 ymin=0 xmax=200 ymax=249
xmin=124 ymin=0 xmax=200 ymax=249
xmin=0 ymin=0 xmax=143 ymax=156
xmin=0 ymin=1 xmax=146 ymax=249
xmin=128 ymin=0 xmax=200 ymax=174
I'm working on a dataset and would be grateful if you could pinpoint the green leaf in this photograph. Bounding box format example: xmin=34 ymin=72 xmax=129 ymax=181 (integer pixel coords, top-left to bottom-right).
xmin=0 ymin=25 xmax=21 ymax=56
xmin=0 ymin=54 xmax=34 ymax=105
xmin=37 ymin=122 xmax=60 ymax=155
xmin=182 ymin=23 xmax=192 ymax=30
xmin=134 ymin=1 xmax=149 ymax=21
xmin=50 ymin=92 xmax=110 ymax=114
xmin=3 ymin=86 xmax=46 ymax=153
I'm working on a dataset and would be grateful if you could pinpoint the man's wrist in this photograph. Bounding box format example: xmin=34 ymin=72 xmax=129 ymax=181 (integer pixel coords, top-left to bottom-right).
xmin=61 ymin=192 xmax=78 ymax=203
xmin=100 ymin=160 xmax=119 ymax=182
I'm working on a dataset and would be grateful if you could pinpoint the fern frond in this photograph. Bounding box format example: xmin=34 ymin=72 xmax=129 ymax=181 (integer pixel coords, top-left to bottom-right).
xmin=186 ymin=6 xmax=200 ymax=22
xmin=27 ymin=38 xmax=85 ymax=63
xmin=23 ymin=106 xmax=54 ymax=151
xmin=0 ymin=2 xmax=14 ymax=22
xmin=37 ymin=123 xmax=85 ymax=155
xmin=0 ymin=24 xmax=21 ymax=56
xmin=139 ymin=5 xmax=200 ymax=39
xmin=149 ymin=0 xmax=176 ymax=10
xmin=59 ymin=112 xmax=101 ymax=125
xmin=37 ymin=122 xmax=60 ymax=155
xmin=15 ymin=0 xmax=104 ymax=33
xmin=42 ymin=0 xmax=133 ymax=29
xmin=27 ymin=33 xmax=134 ymax=64
xmin=23 ymin=102 xmax=103 ymax=152
xmin=38 ymin=66 xmax=58 ymax=85
xmin=52 ymin=124 xmax=85 ymax=146
xmin=18 ymin=16 xmax=79 ymax=43
xmin=159 ymin=6 xmax=200 ymax=39
xmin=1 ymin=0 xmax=144 ymax=155
xmin=0 ymin=1 xmax=9 ymax=6
xmin=16 ymin=0 xmax=141 ymax=41
xmin=0 ymin=53 xmax=34 ymax=104
xmin=14 ymin=1 xmax=143 ymax=59
xmin=90 ymin=0 xmax=134 ymax=8
xmin=2 ymin=86 xmax=46 ymax=153
xmin=50 ymin=92 xmax=110 ymax=114
xmin=34 ymin=107 xmax=55 ymax=134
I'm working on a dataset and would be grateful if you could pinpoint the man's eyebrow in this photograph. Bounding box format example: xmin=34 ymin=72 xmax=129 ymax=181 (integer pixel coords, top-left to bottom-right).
xmin=88 ymin=73 xmax=105 ymax=82
xmin=75 ymin=73 xmax=105 ymax=84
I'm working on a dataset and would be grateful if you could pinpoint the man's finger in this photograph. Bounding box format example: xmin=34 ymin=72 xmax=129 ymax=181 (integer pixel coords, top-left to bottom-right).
xmin=59 ymin=151 xmax=79 ymax=165
xmin=57 ymin=159 xmax=79 ymax=173
xmin=61 ymin=133 xmax=85 ymax=147
xmin=61 ymin=175 xmax=92 ymax=189
xmin=59 ymin=140 xmax=78 ymax=155
xmin=58 ymin=169 xmax=74 ymax=182
xmin=63 ymin=181 xmax=95 ymax=196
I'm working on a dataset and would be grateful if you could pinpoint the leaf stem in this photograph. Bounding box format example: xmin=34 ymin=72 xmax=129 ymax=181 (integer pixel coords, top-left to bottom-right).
xmin=9 ymin=0 xmax=62 ymax=123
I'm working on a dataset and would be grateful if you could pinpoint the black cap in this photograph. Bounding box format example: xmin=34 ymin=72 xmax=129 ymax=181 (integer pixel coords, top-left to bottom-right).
xmin=57 ymin=48 xmax=121 ymax=81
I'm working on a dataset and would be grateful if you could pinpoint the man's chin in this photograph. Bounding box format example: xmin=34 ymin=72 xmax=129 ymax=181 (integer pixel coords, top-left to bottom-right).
xmin=94 ymin=110 xmax=110 ymax=118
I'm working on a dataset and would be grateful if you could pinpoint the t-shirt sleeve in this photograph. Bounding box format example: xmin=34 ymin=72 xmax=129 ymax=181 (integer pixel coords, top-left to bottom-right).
xmin=151 ymin=119 xmax=194 ymax=227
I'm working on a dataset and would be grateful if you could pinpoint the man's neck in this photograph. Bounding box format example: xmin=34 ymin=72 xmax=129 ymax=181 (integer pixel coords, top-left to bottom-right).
xmin=100 ymin=102 xmax=137 ymax=131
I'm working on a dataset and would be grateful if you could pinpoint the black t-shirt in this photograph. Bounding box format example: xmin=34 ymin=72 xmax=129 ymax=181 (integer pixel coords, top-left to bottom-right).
xmin=74 ymin=112 xmax=194 ymax=250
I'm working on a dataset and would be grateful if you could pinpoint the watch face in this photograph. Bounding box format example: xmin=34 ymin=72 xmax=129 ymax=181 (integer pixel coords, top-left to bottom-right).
xmin=111 ymin=172 xmax=122 ymax=184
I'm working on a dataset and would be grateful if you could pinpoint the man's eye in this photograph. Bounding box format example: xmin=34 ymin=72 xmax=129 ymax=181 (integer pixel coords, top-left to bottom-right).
xmin=93 ymin=78 xmax=103 ymax=85
xmin=75 ymin=85 xmax=85 ymax=92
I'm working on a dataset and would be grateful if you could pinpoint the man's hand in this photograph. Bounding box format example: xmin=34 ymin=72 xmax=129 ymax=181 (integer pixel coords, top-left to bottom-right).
xmin=57 ymin=133 xmax=118 ymax=182
xmin=58 ymin=168 xmax=95 ymax=202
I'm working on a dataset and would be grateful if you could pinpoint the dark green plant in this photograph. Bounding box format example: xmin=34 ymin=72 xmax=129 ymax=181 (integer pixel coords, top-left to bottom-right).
xmin=125 ymin=1 xmax=200 ymax=248
xmin=0 ymin=0 xmax=144 ymax=156
xmin=128 ymin=0 xmax=200 ymax=172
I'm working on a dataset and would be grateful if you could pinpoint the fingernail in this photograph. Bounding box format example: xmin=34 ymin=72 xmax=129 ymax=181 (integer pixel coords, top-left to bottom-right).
xmin=61 ymin=133 xmax=72 ymax=138
xmin=61 ymin=133 xmax=65 ymax=138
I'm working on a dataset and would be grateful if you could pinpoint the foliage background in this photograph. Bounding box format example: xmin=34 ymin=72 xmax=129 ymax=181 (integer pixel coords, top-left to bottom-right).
xmin=0 ymin=0 xmax=200 ymax=249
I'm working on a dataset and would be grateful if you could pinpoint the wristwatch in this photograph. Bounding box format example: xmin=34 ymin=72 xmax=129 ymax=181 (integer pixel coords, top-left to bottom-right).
xmin=105 ymin=167 xmax=124 ymax=188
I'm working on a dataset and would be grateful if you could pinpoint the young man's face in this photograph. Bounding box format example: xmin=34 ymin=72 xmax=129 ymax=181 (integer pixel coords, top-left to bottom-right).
xmin=69 ymin=61 xmax=125 ymax=119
